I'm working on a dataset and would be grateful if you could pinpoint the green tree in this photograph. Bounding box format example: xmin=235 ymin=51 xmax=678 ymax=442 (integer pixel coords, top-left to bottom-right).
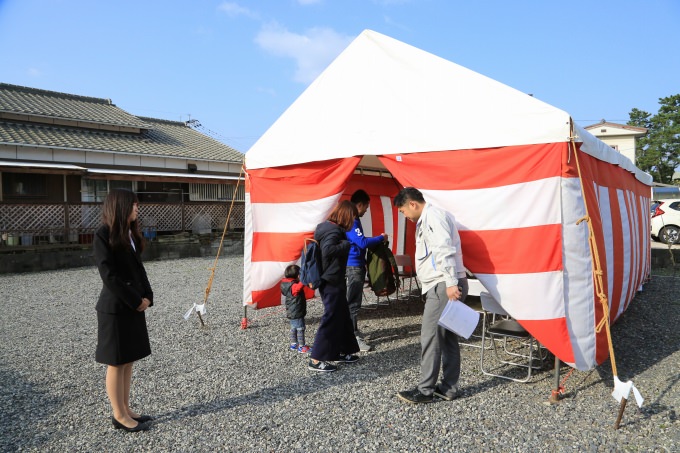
xmin=628 ymin=94 xmax=680 ymax=184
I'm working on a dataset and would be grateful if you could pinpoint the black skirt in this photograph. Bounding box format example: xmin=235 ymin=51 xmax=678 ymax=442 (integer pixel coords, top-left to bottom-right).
xmin=96 ymin=310 xmax=151 ymax=365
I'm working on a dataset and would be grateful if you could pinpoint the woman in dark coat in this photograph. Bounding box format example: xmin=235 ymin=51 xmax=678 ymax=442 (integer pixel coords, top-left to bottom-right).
xmin=308 ymin=200 xmax=361 ymax=372
xmin=93 ymin=189 xmax=153 ymax=432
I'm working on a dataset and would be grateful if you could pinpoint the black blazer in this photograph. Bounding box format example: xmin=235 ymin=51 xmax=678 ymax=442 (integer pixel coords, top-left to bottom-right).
xmin=93 ymin=225 xmax=154 ymax=314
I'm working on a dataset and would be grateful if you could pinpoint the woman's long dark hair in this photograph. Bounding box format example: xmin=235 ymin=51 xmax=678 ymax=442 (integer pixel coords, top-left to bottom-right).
xmin=101 ymin=188 xmax=144 ymax=252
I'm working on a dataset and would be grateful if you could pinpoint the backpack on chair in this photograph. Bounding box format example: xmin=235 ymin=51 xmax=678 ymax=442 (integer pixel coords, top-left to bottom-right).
xmin=366 ymin=242 xmax=400 ymax=296
xmin=300 ymin=238 xmax=323 ymax=289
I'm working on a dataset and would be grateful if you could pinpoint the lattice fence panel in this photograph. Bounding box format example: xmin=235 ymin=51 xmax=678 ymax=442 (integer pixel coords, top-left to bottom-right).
xmin=185 ymin=204 xmax=225 ymax=231
xmin=0 ymin=204 xmax=66 ymax=233
xmin=183 ymin=203 xmax=245 ymax=230
xmin=138 ymin=204 xmax=182 ymax=232
xmin=229 ymin=204 xmax=245 ymax=228
xmin=1 ymin=201 xmax=245 ymax=245
xmin=68 ymin=204 xmax=102 ymax=231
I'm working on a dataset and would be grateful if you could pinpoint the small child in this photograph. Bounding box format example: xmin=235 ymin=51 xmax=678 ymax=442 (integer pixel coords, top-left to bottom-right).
xmin=281 ymin=264 xmax=316 ymax=353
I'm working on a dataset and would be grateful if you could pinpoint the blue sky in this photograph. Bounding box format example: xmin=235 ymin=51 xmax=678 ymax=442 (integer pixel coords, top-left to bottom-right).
xmin=0 ymin=0 xmax=678 ymax=153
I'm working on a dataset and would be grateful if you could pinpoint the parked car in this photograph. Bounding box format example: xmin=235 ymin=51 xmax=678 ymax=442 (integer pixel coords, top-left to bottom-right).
xmin=651 ymin=199 xmax=680 ymax=244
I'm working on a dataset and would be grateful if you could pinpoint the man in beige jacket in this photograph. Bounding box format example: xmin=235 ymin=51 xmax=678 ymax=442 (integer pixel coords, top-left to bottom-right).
xmin=393 ymin=187 xmax=468 ymax=403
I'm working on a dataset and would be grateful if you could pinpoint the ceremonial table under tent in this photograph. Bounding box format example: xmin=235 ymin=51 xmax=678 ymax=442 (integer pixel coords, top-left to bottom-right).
xmin=188 ymin=30 xmax=649 ymax=427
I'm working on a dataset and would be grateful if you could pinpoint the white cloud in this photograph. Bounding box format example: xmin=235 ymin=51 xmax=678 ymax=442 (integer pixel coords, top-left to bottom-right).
xmin=217 ymin=2 xmax=258 ymax=19
xmin=384 ymin=15 xmax=411 ymax=32
xmin=255 ymin=25 xmax=354 ymax=84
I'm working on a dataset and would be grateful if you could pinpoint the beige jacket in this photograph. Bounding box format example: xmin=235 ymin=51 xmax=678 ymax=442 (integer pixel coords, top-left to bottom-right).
xmin=415 ymin=203 xmax=466 ymax=294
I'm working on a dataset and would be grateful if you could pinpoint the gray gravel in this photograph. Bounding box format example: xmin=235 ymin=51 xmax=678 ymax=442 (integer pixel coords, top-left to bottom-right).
xmin=0 ymin=255 xmax=678 ymax=452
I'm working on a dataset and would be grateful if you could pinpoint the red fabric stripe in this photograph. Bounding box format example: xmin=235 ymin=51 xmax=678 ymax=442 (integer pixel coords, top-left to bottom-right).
xmin=518 ymin=318 xmax=575 ymax=363
xmin=379 ymin=143 xmax=567 ymax=190
xmin=460 ymin=225 xmax=563 ymax=274
xmin=252 ymin=232 xmax=313 ymax=262
xmin=370 ymin=198 xmax=386 ymax=239
xmin=252 ymin=286 xmax=282 ymax=310
xmin=247 ymin=157 xmax=360 ymax=203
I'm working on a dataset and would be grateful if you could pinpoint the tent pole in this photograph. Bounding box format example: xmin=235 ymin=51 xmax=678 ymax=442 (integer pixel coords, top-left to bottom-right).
xmin=549 ymin=356 xmax=562 ymax=403
xmin=240 ymin=305 xmax=249 ymax=329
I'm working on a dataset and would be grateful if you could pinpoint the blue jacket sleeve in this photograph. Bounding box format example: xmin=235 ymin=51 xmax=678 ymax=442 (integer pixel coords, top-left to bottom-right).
xmin=346 ymin=220 xmax=383 ymax=250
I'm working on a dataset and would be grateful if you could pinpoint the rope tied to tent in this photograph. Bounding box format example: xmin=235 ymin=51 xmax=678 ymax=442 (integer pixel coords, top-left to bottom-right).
xmin=551 ymin=366 xmax=575 ymax=400
xmin=569 ymin=128 xmax=643 ymax=428
xmin=184 ymin=159 xmax=245 ymax=327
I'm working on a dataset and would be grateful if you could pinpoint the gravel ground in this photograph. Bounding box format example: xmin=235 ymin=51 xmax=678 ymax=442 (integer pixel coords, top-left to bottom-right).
xmin=0 ymin=255 xmax=678 ymax=452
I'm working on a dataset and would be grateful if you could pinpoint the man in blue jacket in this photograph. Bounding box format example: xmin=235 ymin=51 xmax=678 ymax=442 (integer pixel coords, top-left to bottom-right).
xmin=346 ymin=189 xmax=388 ymax=352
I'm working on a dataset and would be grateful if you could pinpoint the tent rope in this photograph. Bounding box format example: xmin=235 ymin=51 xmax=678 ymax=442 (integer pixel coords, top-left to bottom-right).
xmin=551 ymin=366 xmax=575 ymax=400
xmin=194 ymin=159 xmax=245 ymax=327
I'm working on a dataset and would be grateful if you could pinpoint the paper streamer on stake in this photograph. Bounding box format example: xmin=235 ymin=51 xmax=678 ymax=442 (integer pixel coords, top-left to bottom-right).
xmin=612 ymin=376 xmax=644 ymax=407
xmin=183 ymin=303 xmax=207 ymax=321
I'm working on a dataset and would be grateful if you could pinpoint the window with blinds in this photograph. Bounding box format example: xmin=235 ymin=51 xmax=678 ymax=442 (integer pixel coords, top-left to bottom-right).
xmin=188 ymin=183 xmax=244 ymax=201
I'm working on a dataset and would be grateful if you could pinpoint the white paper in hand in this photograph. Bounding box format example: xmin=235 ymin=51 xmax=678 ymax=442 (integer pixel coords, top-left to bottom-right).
xmin=438 ymin=299 xmax=480 ymax=339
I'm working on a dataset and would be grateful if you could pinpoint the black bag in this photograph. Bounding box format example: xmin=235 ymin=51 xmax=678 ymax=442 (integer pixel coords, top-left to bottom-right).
xmin=366 ymin=242 xmax=400 ymax=296
xmin=300 ymin=238 xmax=323 ymax=289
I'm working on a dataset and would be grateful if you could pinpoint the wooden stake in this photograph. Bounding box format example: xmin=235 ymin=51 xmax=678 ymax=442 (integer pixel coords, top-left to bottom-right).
xmin=614 ymin=397 xmax=628 ymax=429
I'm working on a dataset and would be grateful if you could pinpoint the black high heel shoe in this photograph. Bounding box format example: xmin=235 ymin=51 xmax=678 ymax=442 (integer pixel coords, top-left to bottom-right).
xmin=111 ymin=416 xmax=150 ymax=432
xmin=132 ymin=415 xmax=153 ymax=423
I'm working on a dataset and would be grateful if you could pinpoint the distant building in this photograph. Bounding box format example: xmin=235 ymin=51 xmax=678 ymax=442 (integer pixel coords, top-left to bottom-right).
xmin=584 ymin=120 xmax=647 ymax=166
xmin=0 ymin=83 xmax=244 ymax=246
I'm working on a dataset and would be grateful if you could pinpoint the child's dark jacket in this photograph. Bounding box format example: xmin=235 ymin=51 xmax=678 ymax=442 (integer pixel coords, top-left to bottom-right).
xmin=281 ymin=278 xmax=315 ymax=319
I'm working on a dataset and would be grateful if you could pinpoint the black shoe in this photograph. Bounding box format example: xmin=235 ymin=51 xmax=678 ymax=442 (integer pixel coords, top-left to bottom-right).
xmin=111 ymin=416 xmax=150 ymax=432
xmin=336 ymin=353 xmax=359 ymax=363
xmin=433 ymin=385 xmax=459 ymax=401
xmin=132 ymin=415 xmax=153 ymax=423
xmin=308 ymin=360 xmax=338 ymax=372
xmin=397 ymin=388 xmax=436 ymax=404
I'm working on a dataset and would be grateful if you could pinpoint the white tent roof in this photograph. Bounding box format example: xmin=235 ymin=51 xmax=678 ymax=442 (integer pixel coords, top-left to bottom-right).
xmin=246 ymin=29 xmax=571 ymax=170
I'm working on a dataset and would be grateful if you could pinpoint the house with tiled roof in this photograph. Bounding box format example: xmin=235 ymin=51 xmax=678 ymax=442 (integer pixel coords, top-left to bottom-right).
xmin=584 ymin=120 xmax=647 ymax=166
xmin=0 ymin=83 xmax=245 ymax=247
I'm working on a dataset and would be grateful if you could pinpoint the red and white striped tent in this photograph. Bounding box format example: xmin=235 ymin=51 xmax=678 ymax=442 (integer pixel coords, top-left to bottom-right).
xmin=243 ymin=30 xmax=652 ymax=371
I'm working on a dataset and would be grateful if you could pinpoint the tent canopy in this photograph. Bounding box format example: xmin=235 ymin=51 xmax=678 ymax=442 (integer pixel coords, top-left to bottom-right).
xmin=244 ymin=30 xmax=652 ymax=372
xmin=247 ymin=29 xmax=648 ymax=185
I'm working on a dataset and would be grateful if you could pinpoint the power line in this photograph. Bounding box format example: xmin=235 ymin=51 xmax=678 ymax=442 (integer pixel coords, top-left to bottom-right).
xmin=186 ymin=119 xmax=257 ymax=151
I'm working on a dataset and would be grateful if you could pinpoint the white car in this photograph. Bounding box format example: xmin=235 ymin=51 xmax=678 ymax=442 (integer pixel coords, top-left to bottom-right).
xmin=651 ymin=199 xmax=680 ymax=244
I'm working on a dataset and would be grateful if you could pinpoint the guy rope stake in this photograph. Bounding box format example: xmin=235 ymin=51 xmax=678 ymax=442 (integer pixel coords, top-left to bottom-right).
xmin=184 ymin=161 xmax=245 ymax=327
xmin=570 ymin=127 xmax=644 ymax=429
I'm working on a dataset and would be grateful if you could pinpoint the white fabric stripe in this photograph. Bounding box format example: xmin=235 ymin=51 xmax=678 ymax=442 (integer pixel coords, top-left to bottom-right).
xmin=421 ymin=177 xmax=562 ymax=231
xmin=362 ymin=205 xmax=374 ymax=237
xmin=561 ymin=177 xmax=596 ymax=371
xmin=627 ymin=191 xmax=642 ymax=312
xmin=243 ymin=193 xmax=253 ymax=305
xmin=626 ymin=191 xmax=640 ymax=313
xmin=251 ymin=193 xmax=342 ymax=233
xmin=474 ymin=272 xmax=564 ymax=320
xmin=251 ymin=261 xmax=297 ymax=293
xmin=395 ymin=210 xmax=406 ymax=256
xmin=597 ymin=185 xmax=615 ymax=312
xmin=641 ymin=195 xmax=651 ymax=284
xmin=616 ymin=189 xmax=631 ymax=319
xmin=380 ymin=196 xmax=395 ymax=240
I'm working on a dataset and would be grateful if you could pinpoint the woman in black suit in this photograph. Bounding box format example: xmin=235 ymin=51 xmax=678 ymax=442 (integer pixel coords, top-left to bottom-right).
xmin=308 ymin=200 xmax=361 ymax=372
xmin=93 ymin=189 xmax=153 ymax=432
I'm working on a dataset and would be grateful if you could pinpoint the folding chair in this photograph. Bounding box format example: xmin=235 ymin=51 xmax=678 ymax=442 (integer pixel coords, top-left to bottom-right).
xmin=457 ymin=296 xmax=490 ymax=349
xmin=479 ymin=292 xmax=545 ymax=383
xmin=394 ymin=254 xmax=420 ymax=301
